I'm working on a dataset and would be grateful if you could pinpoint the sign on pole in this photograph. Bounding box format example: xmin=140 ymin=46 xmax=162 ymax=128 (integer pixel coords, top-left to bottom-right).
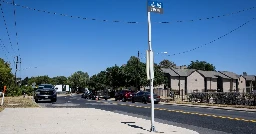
xmin=32 ymin=82 xmax=36 ymax=89
xmin=146 ymin=50 xmax=154 ymax=80
xmin=147 ymin=0 xmax=163 ymax=132
xmin=147 ymin=1 xmax=163 ymax=14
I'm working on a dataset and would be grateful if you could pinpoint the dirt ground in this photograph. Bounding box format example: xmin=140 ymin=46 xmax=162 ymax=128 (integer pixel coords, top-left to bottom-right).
xmin=0 ymin=96 xmax=39 ymax=112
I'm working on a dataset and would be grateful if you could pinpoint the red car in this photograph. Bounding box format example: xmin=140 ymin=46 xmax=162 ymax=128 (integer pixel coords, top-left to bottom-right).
xmin=114 ymin=90 xmax=134 ymax=102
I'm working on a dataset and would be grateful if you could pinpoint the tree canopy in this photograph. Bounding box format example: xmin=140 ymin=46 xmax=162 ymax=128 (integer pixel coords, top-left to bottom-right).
xmin=159 ymin=59 xmax=176 ymax=68
xmin=187 ymin=60 xmax=216 ymax=71
xmin=0 ymin=58 xmax=14 ymax=89
xmin=87 ymin=56 xmax=165 ymax=91
xmin=68 ymin=71 xmax=89 ymax=90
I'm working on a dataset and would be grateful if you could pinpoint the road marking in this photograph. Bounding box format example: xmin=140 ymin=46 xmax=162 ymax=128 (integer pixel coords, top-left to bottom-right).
xmin=106 ymin=100 xmax=256 ymax=123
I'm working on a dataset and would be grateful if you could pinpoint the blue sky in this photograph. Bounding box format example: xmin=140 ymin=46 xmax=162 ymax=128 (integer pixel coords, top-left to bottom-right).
xmin=0 ymin=0 xmax=255 ymax=78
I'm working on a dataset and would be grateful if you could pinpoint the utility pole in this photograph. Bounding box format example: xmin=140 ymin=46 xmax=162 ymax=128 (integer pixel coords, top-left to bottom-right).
xmin=19 ymin=58 xmax=21 ymax=86
xmin=146 ymin=0 xmax=163 ymax=132
xmin=14 ymin=56 xmax=21 ymax=86
xmin=136 ymin=51 xmax=140 ymax=91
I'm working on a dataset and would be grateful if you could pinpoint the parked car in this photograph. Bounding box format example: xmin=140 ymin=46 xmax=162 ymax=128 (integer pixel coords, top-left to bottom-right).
xmin=114 ymin=90 xmax=134 ymax=102
xmin=131 ymin=91 xmax=160 ymax=104
xmin=81 ymin=92 xmax=91 ymax=99
xmin=34 ymin=84 xmax=57 ymax=103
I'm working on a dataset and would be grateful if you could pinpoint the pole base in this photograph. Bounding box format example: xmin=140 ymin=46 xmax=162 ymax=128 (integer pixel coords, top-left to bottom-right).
xmin=150 ymin=126 xmax=156 ymax=132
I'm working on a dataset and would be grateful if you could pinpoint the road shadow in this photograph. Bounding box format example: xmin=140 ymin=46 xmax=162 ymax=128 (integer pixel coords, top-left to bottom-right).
xmin=121 ymin=122 xmax=164 ymax=133
xmin=36 ymin=100 xmax=55 ymax=104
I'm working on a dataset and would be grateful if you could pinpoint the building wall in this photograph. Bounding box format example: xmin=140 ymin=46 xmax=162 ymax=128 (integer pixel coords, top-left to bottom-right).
xmin=230 ymin=79 xmax=237 ymax=92
xmin=170 ymin=76 xmax=180 ymax=90
xmin=206 ymin=78 xmax=217 ymax=90
xmin=223 ymin=78 xmax=231 ymax=92
xmin=238 ymin=76 xmax=246 ymax=92
xmin=187 ymin=71 xmax=204 ymax=93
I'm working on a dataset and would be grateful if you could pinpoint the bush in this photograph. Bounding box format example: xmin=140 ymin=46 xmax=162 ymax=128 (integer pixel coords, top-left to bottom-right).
xmin=21 ymin=86 xmax=34 ymax=96
xmin=5 ymin=85 xmax=22 ymax=97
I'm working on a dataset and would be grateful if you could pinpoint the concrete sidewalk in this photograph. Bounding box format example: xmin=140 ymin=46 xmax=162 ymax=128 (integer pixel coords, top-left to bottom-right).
xmin=0 ymin=108 xmax=199 ymax=134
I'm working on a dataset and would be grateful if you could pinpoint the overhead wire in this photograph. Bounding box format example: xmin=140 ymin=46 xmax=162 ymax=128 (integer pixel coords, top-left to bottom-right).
xmin=140 ymin=17 xmax=255 ymax=57
xmin=0 ymin=3 xmax=17 ymax=56
xmin=0 ymin=38 xmax=9 ymax=61
xmin=12 ymin=0 xmax=20 ymax=57
xmin=0 ymin=0 xmax=255 ymax=24
xmin=168 ymin=17 xmax=255 ymax=56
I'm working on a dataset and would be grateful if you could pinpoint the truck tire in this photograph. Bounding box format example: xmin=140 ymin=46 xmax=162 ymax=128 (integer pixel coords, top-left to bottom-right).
xmin=51 ymin=98 xmax=57 ymax=102
xmin=131 ymin=98 xmax=135 ymax=103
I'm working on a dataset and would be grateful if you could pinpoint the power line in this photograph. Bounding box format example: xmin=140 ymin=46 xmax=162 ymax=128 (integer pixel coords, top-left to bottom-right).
xmin=168 ymin=17 xmax=255 ymax=56
xmin=12 ymin=0 xmax=20 ymax=57
xmin=0 ymin=3 xmax=17 ymax=55
xmin=158 ymin=7 xmax=256 ymax=24
xmin=1 ymin=0 xmax=255 ymax=24
xmin=0 ymin=38 xmax=9 ymax=61
xmin=140 ymin=17 xmax=255 ymax=56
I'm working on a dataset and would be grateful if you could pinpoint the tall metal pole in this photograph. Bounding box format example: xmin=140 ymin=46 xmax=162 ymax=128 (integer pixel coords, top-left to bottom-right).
xmin=137 ymin=51 xmax=140 ymax=91
xmin=148 ymin=7 xmax=155 ymax=132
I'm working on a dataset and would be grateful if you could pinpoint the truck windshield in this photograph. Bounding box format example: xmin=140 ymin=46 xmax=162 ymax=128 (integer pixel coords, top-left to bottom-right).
xmin=44 ymin=85 xmax=53 ymax=89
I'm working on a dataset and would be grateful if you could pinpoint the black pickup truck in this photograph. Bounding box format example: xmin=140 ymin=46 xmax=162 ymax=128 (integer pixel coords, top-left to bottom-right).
xmin=34 ymin=84 xmax=57 ymax=103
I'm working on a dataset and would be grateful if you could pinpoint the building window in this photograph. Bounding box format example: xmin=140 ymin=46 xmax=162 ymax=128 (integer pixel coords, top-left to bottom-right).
xmin=241 ymin=81 xmax=243 ymax=83
xmin=195 ymin=79 xmax=197 ymax=81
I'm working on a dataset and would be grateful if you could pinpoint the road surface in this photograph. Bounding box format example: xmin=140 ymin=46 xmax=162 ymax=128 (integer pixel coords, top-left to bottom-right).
xmin=38 ymin=94 xmax=256 ymax=134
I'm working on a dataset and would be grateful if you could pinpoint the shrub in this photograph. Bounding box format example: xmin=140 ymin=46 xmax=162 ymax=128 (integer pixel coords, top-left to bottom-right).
xmin=5 ymin=85 xmax=22 ymax=97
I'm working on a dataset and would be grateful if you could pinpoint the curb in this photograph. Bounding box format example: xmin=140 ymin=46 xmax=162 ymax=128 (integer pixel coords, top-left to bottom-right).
xmin=160 ymin=103 xmax=256 ymax=112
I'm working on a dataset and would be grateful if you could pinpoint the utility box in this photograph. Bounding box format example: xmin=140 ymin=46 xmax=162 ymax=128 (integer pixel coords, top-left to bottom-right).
xmin=65 ymin=85 xmax=70 ymax=92
xmin=54 ymin=85 xmax=63 ymax=92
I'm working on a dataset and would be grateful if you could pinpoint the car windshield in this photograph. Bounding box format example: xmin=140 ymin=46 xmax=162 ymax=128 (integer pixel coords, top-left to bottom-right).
xmin=39 ymin=85 xmax=53 ymax=89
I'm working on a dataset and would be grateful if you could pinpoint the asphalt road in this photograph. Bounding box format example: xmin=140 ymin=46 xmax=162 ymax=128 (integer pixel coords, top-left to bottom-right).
xmin=38 ymin=95 xmax=256 ymax=134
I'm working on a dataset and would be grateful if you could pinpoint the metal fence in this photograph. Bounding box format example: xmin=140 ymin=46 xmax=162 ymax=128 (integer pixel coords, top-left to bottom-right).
xmin=187 ymin=92 xmax=256 ymax=106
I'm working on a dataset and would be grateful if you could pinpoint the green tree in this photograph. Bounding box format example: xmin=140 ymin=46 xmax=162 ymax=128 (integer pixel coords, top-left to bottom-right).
xmin=0 ymin=58 xmax=14 ymax=89
xmin=123 ymin=56 xmax=146 ymax=88
xmin=68 ymin=71 xmax=89 ymax=91
xmin=159 ymin=59 xmax=176 ymax=68
xmin=27 ymin=75 xmax=52 ymax=86
xmin=52 ymin=76 xmax=67 ymax=85
xmin=105 ymin=65 xmax=122 ymax=89
xmin=153 ymin=63 xmax=165 ymax=86
xmin=21 ymin=77 xmax=29 ymax=86
xmin=187 ymin=60 xmax=216 ymax=71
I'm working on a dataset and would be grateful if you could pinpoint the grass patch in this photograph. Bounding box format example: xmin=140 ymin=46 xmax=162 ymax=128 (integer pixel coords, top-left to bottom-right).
xmin=0 ymin=96 xmax=39 ymax=112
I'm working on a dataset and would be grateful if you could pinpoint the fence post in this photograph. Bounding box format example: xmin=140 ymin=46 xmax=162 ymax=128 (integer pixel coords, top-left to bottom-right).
xmin=181 ymin=89 xmax=184 ymax=101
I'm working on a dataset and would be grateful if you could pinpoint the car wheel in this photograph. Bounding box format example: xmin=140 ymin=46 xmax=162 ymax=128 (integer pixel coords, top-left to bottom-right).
xmin=154 ymin=101 xmax=159 ymax=104
xmin=35 ymin=99 xmax=38 ymax=103
xmin=122 ymin=98 xmax=126 ymax=102
xmin=115 ymin=98 xmax=118 ymax=101
xmin=51 ymin=98 xmax=57 ymax=102
xmin=143 ymin=98 xmax=147 ymax=104
xmin=132 ymin=98 xmax=135 ymax=103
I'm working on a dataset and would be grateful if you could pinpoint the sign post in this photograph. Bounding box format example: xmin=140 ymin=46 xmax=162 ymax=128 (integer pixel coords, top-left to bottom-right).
xmin=146 ymin=0 xmax=163 ymax=132
xmin=1 ymin=86 xmax=6 ymax=106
